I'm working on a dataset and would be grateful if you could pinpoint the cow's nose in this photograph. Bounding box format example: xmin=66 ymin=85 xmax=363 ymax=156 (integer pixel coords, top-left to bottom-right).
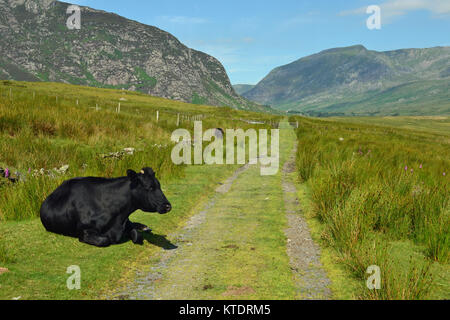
xmin=165 ymin=203 xmax=172 ymax=213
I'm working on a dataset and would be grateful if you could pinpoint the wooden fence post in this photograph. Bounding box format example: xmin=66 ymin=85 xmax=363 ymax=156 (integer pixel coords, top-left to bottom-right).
xmin=156 ymin=110 xmax=159 ymax=122
xmin=118 ymin=102 xmax=121 ymax=114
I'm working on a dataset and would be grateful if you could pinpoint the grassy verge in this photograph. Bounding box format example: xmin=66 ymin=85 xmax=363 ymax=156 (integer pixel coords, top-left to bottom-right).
xmin=289 ymin=116 xmax=449 ymax=300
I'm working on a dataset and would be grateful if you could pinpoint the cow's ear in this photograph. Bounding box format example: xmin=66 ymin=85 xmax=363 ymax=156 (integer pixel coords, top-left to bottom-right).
xmin=127 ymin=170 xmax=138 ymax=180
xmin=142 ymin=167 xmax=155 ymax=176
xmin=127 ymin=170 xmax=140 ymax=188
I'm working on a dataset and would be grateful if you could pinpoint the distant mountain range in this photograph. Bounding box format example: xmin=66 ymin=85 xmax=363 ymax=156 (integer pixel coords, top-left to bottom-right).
xmin=233 ymin=84 xmax=255 ymax=95
xmin=0 ymin=0 xmax=268 ymax=112
xmin=2 ymin=1 xmax=447 ymax=116
xmin=242 ymin=45 xmax=450 ymax=116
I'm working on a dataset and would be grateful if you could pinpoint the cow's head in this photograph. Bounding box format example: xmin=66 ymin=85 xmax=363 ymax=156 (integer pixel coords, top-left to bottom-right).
xmin=127 ymin=167 xmax=172 ymax=214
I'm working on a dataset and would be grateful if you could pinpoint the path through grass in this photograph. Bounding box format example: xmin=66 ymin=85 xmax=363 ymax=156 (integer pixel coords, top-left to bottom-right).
xmin=112 ymin=123 xmax=331 ymax=300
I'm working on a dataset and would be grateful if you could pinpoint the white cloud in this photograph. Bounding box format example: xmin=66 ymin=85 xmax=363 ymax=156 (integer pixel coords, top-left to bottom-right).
xmin=157 ymin=16 xmax=208 ymax=25
xmin=341 ymin=0 xmax=450 ymax=23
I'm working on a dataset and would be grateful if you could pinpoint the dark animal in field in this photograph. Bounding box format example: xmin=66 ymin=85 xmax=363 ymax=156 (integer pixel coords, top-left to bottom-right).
xmin=40 ymin=167 xmax=172 ymax=247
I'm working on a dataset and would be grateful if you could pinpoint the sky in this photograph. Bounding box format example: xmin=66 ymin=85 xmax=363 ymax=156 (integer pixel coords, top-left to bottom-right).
xmin=70 ymin=0 xmax=450 ymax=85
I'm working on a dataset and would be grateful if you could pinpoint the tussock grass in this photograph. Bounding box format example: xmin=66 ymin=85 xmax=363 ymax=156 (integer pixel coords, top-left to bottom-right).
xmin=0 ymin=235 xmax=15 ymax=264
xmin=0 ymin=81 xmax=280 ymax=221
xmin=290 ymin=116 xmax=449 ymax=299
xmin=0 ymin=81 xmax=282 ymax=300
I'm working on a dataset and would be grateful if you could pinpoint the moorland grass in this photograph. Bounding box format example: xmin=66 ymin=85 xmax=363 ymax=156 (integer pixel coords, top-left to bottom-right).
xmin=0 ymin=80 xmax=279 ymax=221
xmin=0 ymin=80 xmax=280 ymax=299
xmin=290 ymin=116 xmax=449 ymax=299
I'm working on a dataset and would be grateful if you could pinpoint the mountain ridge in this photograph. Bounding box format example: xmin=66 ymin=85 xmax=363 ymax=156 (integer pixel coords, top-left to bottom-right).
xmin=0 ymin=0 xmax=269 ymax=112
xmin=243 ymin=45 xmax=450 ymax=116
xmin=232 ymin=84 xmax=255 ymax=95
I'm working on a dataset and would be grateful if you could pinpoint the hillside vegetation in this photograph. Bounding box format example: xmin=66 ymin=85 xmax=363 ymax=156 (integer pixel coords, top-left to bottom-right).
xmin=0 ymin=0 xmax=266 ymax=111
xmin=245 ymin=45 xmax=450 ymax=116
xmin=0 ymin=80 xmax=278 ymax=222
xmin=290 ymin=115 xmax=449 ymax=299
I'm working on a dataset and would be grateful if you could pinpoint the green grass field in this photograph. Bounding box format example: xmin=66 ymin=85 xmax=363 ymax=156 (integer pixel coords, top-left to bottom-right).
xmin=0 ymin=80 xmax=279 ymax=222
xmin=289 ymin=115 xmax=449 ymax=299
xmin=0 ymin=80 xmax=448 ymax=300
xmin=0 ymin=80 xmax=280 ymax=299
xmin=330 ymin=116 xmax=450 ymax=137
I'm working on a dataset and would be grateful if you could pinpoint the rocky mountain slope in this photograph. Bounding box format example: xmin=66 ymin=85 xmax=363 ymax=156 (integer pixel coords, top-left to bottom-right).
xmin=243 ymin=45 xmax=450 ymax=116
xmin=0 ymin=0 xmax=267 ymax=111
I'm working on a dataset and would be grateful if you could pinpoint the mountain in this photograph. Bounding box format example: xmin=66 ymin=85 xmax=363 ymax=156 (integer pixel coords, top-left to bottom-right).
xmin=233 ymin=84 xmax=255 ymax=95
xmin=243 ymin=45 xmax=450 ymax=116
xmin=0 ymin=0 xmax=268 ymax=112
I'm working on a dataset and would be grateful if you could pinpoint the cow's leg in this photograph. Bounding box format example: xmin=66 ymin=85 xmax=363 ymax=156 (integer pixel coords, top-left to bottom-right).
xmin=130 ymin=229 xmax=144 ymax=245
xmin=123 ymin=221 xmax=144 ymax=245
xmin=125 ymin=220 xmax=151 ymax=233
xmin=126 ymin=220 xmax=151 ymax=233
xmin=79 ymin=229 xmax=111 ymax=247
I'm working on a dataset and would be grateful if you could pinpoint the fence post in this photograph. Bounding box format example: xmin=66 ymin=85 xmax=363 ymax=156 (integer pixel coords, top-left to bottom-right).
xmin=156 ymin=110 xmax=159 ymax=122
xmin=9 ymin=88 xmax=12 ymax=100
xmin=76 ymin=99 xmax=79 ymax=106
xmin=96 ymin=103 xmax=99 ymax=111
xmin=118 ymin=102 xmax=121 ymax=114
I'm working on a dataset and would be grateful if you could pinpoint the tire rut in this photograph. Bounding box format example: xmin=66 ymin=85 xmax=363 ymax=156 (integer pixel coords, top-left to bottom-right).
xmin=282 ymin=144 xmax=332 ymax=300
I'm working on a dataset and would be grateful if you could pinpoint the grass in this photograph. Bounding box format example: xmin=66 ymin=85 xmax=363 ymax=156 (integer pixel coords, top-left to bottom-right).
xmin=2 ymin=79 xmax=447 ymax=300
xmin=142 ymin=124 xmax=299 ymax=299
xmin=0 ymin=80 xmax=281 ymax=299
xmin=289 ymin=115 xmax=449 ymax=299
xmin=0 ymin=80 xmax=280 ymax=222
xmin=0 ymin=164 xmax=238 ymax=299
xmin=330 ymin=116 xmax=450 ymax=137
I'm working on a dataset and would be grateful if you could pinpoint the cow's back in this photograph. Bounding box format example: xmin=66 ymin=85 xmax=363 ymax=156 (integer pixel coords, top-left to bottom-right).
xmin=40 ymin=177 xmax=128 ymax=237
xmin=40 ymin=178 xmax=84 ymax=237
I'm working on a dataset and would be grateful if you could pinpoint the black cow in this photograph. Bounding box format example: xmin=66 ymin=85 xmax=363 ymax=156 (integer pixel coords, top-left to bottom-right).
xmin=40 ymin=167 xmax=172 ymax=247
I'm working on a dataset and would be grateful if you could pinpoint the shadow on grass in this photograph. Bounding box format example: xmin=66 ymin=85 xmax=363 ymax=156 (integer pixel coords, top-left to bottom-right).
xmin=142 ymin=232 xmax=178 ymax=250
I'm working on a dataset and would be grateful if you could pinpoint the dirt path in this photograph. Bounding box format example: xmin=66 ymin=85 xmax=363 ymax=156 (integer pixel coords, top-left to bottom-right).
xmin=111 ymin=124 xmax=331 ymax=300
xmin=282 ymin=145 xmax=332 ymax=300
xmin=111 ymin=164 xmax=252 ymax=300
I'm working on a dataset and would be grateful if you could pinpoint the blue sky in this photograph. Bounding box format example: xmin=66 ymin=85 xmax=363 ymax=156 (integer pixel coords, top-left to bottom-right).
xmin=70 ymin=0 xmax=450 ymax=85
